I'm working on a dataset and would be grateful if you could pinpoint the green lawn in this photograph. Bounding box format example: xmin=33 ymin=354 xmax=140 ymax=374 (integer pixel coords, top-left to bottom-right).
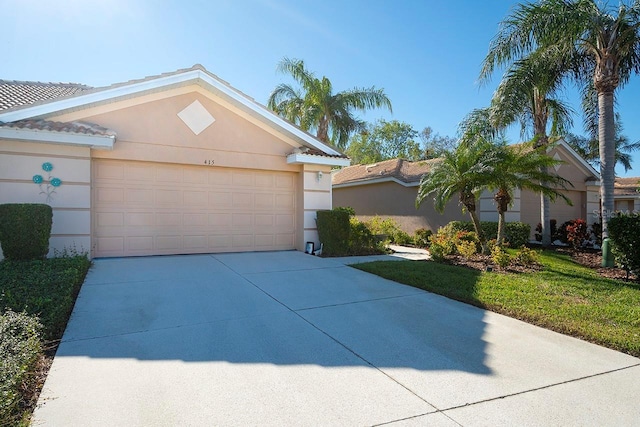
xmin=0 ymin=256 xmax=91 ymax=426
xmin=354 ymin=250 xmax=640 ymax=357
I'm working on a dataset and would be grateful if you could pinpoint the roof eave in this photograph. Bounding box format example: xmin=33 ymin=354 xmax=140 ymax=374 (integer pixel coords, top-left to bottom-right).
xmin=0 ymin=127 xmax=115 ymax=150
xmin=0 ymin=68 xmax=342 ymax=157
xmin=333 ymin=176 xmax=419 ymax=188
xmin=287 ymin=153 xmax=350 ymax=167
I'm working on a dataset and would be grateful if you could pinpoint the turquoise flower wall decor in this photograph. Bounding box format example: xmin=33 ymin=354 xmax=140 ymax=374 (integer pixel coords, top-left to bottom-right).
xmin=33 ymin=162 xmax=62 ymax=202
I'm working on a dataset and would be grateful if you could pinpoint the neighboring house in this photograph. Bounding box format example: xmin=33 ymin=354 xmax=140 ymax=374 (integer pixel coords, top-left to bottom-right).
xmin=614 ymin=177 xmax=640 ymax=213
xmin=332 ymin=140 xmax=601 ymax=237
xmin=0 ymin=65 xmax=349 ymax=259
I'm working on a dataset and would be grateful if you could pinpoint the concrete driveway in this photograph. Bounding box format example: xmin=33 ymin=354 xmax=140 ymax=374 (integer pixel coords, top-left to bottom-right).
xmin=34 ymin=251 xmax=640 ymax=426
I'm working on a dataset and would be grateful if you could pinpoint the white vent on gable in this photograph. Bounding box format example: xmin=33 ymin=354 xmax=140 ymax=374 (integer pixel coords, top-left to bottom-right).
xmin=553 ymin=153 xmax=562 ymax=171
xmin=177 ymin=100 xmax=215 ymax=135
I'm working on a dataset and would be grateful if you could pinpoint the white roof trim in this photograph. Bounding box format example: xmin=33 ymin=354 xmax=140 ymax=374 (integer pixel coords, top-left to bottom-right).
xmin=0 ymin=127 xmax=115 ymax=150
xmin=0 ymin=68 xmax=342 ymax=157
xmin=287 ymin=153 xmax=350 ymax=167
xmin=333 ymin=176 xmax=420 ymax=188
xmin=554 ymin=139 xmax=601 ymax=179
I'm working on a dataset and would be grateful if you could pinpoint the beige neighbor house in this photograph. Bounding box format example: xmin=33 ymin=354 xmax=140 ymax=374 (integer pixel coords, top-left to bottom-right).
xmin=614 ymin=177 xmax=640 ymax=213
xmin=0 ymin=65 xmax=349 ymax=259
xmin=332 ymin=140 xmax=602 ymax=238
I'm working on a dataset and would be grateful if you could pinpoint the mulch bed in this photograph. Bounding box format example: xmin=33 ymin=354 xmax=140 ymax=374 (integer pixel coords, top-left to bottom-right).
xmin=441 ymin=247 xmax=638 ymax=282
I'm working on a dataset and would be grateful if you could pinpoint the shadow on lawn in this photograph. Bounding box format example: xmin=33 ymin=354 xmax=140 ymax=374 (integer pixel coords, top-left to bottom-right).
xmin=54 ymin=253 xmax=492 ymax=376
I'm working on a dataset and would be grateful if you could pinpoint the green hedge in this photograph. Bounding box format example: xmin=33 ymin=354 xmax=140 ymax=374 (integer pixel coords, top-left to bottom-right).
xmin=0 ymin=310 xmax=42 ymax=424
xmin=608 ymin=213 xmax=640 ymax=275
xmin=0 ymin=204 xmax=53 ymax=260
xmin=316 ymin=209 xmax=351 ymax=256
xmin=446 ymin=221 xmax=531 ymax=247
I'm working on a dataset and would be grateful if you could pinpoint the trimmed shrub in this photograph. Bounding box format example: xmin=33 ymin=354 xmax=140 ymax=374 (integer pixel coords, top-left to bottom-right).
xmin=348 ymin=218 xmax=384 ymax=255
xmin=413 ymin=228 xmax=432 ymax=248
xmin=0 ymin=310 xmax=42 ymax=424
xmin=608 ymin=213 xmax=640 ymax=276
xmin=505 ymin=222 xmax=532 ymax=248
xmin=0 ymin=203 xmax=53 ymax=260
xmin=316 ymin=209 xmax=351 ymax=256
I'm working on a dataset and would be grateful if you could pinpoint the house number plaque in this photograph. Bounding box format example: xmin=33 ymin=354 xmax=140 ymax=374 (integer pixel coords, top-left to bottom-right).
xmin=203 ymin=160 xmax=215 ymax=165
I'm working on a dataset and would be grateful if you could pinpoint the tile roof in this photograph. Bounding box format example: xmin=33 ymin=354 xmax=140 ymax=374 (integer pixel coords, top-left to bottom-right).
xmin=0 ymin=80 xmax=92 ymax=111
xmin=615 ymin=177 xmax=640 ymax=197
xmin=0 ymin=65 xmax=343 ymax=158
xmin=332 ymin=158 xmax=439 ymax=186
xmin=0 ymin=119 xmax=116 ymax=137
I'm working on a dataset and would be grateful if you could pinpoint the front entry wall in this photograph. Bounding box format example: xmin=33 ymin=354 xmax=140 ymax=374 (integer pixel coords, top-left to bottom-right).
xmin=93 ymin=159 xmax=296 ymax=257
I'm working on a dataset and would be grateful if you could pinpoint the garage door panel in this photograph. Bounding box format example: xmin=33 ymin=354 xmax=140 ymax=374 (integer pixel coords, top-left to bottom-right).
xmin=126 ymin=188 xmax=153 ymax=204
xmin=209 ymin=191 xmax=231 ymax=207
xmin=93 ymin=160 xmax=296 ymax=257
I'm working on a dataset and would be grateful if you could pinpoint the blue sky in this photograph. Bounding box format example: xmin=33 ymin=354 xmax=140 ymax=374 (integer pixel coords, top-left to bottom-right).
xmin=2 ymin=0 xmax=639 ymax=176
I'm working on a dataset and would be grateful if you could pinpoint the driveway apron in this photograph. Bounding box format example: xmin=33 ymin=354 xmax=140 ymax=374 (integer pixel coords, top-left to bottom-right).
xmin=33 ymin=251 xmax=640 ymax=426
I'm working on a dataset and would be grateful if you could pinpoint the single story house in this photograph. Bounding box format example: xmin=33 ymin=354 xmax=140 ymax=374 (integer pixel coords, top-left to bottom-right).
xmin=614 ymin=177 xmax=640 ymax=213
xmin=0 ymin=65 xmax=349 ymax=259
xmin=332 ymin=140 xmax=603 ymax=237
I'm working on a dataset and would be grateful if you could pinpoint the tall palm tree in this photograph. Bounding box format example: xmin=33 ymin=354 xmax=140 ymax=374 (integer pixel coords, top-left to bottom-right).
xmin=484 ymin=142 xmax=572 ymax=245
xmin=481 ymin=29 xmax=573 ymax=247
xmin=479 ymin=0 xmax=640 ymax=244
xmin=267 ymin=57 xmax=392 ymax=149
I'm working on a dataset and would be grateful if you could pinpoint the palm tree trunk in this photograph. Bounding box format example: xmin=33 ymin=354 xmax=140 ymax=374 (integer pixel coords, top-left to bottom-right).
xmin=599 ymin=90 xmax=616 ymax=241
xmin=495 ymin=189 xmax=510 ymax=246
xmin=541 ymin=192 xmax=552 ymax=246
xmin=317 ymin=116 xmax=330 ymax=143
xmin=461 ymin=191 xmax=486 ymax=251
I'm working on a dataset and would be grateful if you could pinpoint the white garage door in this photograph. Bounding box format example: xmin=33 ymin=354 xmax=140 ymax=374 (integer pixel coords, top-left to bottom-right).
xmin=92 ymin=160 xmax=296 ymax=257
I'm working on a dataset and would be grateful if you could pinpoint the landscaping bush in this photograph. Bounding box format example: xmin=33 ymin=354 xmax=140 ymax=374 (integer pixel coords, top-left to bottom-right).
xmin=0 ymin=203 xmax=53 ymax=260
xmin=566 ymin=219 xmax=589 ymax=249
xmin=491 ymin=245 xmax=511 ymax=269
xmin=366 ymin=216 xmax=413 ymax=245
xmin=348 ymin=218 xmax=384 ymax=255
xmin=513 ymin=246 xmax=539 ymax=266
xmin=413 ymin=228 xmax=433 ymax=248
xmin=445 ymin=220 xmax=530 ymax=246
xmin=505 ymin=222 xmax=532 ymax=248
xmin=316 ymin=209 xmax=351 ymax=256
xmin=0 ymin=256 xmax=91 ymax=340
xmin=0 ymin=310 xmax=42 ymax=425
xmin=429 ymin=226 xmax=479 ymax=260
xmin=608 ymin=213 xmax=640 ymax=276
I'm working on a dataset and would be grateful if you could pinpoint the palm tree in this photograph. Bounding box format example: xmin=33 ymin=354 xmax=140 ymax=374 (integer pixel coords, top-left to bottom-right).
xmin=565 ymin=114 xmax=640 ymax=172
xmin=479 ymin=0 xmax=640 ymax=245
xmin=416 ymin=135 xmax=495 ymax=248
xmin=484 ymin=142 xmax=572 ymax=245
xmin=481 ymin=28 xmax=573 ymax=247
xmin=267 ymin=58 xmax=392 ymax=149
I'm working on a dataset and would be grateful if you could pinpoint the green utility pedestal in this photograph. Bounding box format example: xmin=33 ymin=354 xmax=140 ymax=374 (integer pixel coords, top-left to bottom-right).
xmin=601 ymin=238 xmax=614 ymax=267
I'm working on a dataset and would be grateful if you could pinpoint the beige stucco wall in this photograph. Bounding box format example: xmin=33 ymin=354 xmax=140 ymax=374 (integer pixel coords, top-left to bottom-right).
xmin=300 ymin=164 xmax=333 ymax=251
xmin=52 ymin=86 xmax=301 ymax=173
xmin=0 ymin=140 xmax=91 ymax=259
xmin=332 ymin=181 xmax=467 ymax=234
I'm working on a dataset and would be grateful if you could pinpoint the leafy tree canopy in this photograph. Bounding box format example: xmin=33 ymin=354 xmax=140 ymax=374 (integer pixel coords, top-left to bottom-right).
xmin=345 ymin=120 xmax=422 ymax=165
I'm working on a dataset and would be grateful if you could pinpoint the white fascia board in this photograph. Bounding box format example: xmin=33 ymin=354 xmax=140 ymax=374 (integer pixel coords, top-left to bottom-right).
xmin=333 ymin=177 xmax=420 ymax=188
xmin=0 ymin=69 xmax=342 ymax=157
xmin=0 ymin=127 xmax=115 ymax=150
xmin=555 ymin=139 xmax=601 ymax=179
xmin=287 ymin=153 xmax=350 ymax=167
